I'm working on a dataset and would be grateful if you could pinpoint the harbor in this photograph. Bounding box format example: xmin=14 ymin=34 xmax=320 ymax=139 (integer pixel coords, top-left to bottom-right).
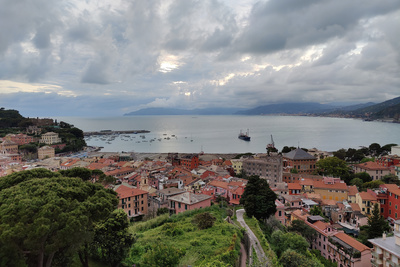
xmin=83 ymin=130 xmax=150 ymax=136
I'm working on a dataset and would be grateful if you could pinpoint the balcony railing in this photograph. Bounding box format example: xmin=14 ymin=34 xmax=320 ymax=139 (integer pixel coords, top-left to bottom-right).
xmin=371 ymin=250 xmax=383 ymax=260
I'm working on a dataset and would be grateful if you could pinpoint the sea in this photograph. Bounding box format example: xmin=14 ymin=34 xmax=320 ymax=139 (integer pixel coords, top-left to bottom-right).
xmin=55 ymin=115 xmax=400 ymax=154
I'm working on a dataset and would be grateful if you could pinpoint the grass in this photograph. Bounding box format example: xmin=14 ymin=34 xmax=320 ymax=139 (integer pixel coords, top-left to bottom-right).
xmin=124 ymin=205 xmax=242 ymax=266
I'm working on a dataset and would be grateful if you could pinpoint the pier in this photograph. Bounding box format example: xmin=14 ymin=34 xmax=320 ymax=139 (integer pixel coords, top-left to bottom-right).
xmin=83 ymin=130 xmax=150 ymax=136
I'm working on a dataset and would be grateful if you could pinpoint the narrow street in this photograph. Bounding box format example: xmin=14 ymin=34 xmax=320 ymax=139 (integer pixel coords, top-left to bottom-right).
xmin=236 ymin=209 xmax=269 ymax=266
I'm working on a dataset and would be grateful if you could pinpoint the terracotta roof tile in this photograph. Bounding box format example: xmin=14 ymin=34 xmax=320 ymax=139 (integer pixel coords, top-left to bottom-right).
xmin=348 ymin=185 xmax=359 ymax=196
xmin=354 ymin=161 xmax=391 ymax=171
xmin=313 ymin=180 xmax=348 ymax=190
xmin=333 ymin=232 xmax=370 ymax=252
xmin=358 ymin=191 xmax=377 ymax=201
xmin=287 ymin=183 xmax=302 ymax=190
xmin=115 ymin=185 xmax=148 ymax=199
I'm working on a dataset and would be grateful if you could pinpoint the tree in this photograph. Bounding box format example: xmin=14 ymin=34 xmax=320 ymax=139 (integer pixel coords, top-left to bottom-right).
xmin=382 ymin=173 xmax=400 ymax=185
xmin=362 ymin=180 xmax=384 ymax=190
xmin=350 ymin=178 xmax=363 ymax=188
xmin=157 ymin=207 xmax=169 ymax=216
xmin=280 ymin=249 xmax=323 ymax=267
xmin=316 ymin=156 xmax=350 ymax=178
xmin=192 ymin=212 xmax=216 ymax=230
xmin=140 ymin=243 xmax=185 ymax=267
xmin=91 ymin=209 xmax=134 ymax=267
xmin=0 ymin=177 xmax=118 ymax=267
xmin=240 ymin=175 xmax=277 ymax=221
xmin=367 ymin=203 xmax=390 ymax=239
xmin=310 ymin=206 xmax=324 ymax=217
xmin=287 ymin=220 xmax=317 ymax=244
xmin=271 ymin=230 xmax=309 ymax=258
xmin=354 ymin=172 xmax=372 ymax=183
xmin=290 ymin=168 xmax=298 ymax=174
xmin=59 ymin=167 xmax=93 ymax=181
xmin=333 ymin=149 xmax=347 ymax=160
xmin=369 ymin=143 xmax=382 ymax=157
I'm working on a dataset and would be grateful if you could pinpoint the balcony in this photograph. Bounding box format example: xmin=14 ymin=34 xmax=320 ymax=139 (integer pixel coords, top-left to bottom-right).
xmin=371 ymin=250 xmax=383 ymax=260
xmin=370 ymin=260 xmax=383 ymax=267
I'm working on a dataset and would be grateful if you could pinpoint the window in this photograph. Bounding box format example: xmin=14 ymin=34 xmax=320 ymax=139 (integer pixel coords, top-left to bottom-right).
xmin=185 ymin=204 xmax=188 ymax=210
xmin=279 ymin=211 xmax=282 ymax=216
xmin=178 ymin=203 xmax=181 ymax=208
xmin=390 ymin=202 xmax=392 ymax=206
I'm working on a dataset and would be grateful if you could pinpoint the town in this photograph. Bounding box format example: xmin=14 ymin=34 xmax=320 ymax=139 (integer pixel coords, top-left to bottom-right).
xmin=1 ymin=116 xmax=400 ymax=267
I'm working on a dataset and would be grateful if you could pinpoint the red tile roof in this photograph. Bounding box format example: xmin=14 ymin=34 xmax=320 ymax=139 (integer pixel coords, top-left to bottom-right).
xmin=209 ymin=180 xmax=229 ymax=189
xmin=358 ymin=191 xmax=377 ymax=201
xmin=333 ymin=232 xmax=370 ymax=252
xmin=348 ymin=185 xmax=359 ymax=196
xmin=115 ymin=185 xmax=148 ymax=199
xmin=313 ymin=180 xmax=348 ymax=190
xmin=287 ymin=183 xmax=302 ymax=190
xmin=354 ymin=161 xmax=391 ymax=171
xmin=350 ymin=203 xmax=361 ymax=211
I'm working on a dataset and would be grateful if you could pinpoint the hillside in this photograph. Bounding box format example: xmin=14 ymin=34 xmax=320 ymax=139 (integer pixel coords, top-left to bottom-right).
xmin=124 ymin=107 xmax=244 ymax=116
xmin=236 ymin=102 xmax=336 ymax=115
xmin=350 ymin=96 xmax=400 ymax=120
xmin=123 ymin=206 xmax=243 ymax=266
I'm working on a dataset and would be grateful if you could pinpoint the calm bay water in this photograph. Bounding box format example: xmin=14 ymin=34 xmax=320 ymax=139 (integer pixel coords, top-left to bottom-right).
xmin=56 ymin=115 xmax=400 ymax=154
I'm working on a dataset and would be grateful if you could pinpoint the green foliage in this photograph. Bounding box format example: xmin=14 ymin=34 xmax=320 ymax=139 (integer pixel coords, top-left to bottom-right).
xmin=91 ymin=209 xmax=134 ymax=267
xmin=0 ymin=176 xmax=118 ymax=266
xmin=125 ymin=206 xmax=241 ymax=267
xmin=288 ymin=219 xmax=317 ymax=244
xmin=271 ymin=230 xmax=309 ymax=258
xmin=367 ymin=203 xmax=390 ymax=239
xmin=310 ymin=250 xmax=337 ymax=267
xmin=140 ymin=243 xmax=185 ymax=267
xmin=382 ymin=174 xmax=400 ymax=185
xmin=362 ymin=180 xmax=384 ymax=189
xmin=316 ymin=156 xmax=350 ymax=177
xmin=192 ymin=212 xmax=216 ymax=230
xmin=350 ymin=178 xmax=363 ymax=188
xmin=355 ymin=172 xmax=372 ymax=183
xmin=233 ymin=152 xmax=254 ymax=159
xmin=240 ymin=175 xmax=277 ymax=221
xmin=290 ymin=168 xmax=298 ymax=174
xmin=59 ymin=167 xmax=93 ymax=181
xmin=0 ymin=168 xmax=60 ymax=190
xmin=310 ymin=206 xmax=324 ymax=217
xmin=280 ymin=249 xmax=323 ymax=267
xmin=360 ymin=157 xmax=375 ymax=163
xmin=157 ymin=207 xmax=170 ymax=216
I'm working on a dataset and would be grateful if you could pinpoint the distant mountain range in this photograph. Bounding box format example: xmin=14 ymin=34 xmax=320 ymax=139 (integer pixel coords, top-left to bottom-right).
xmin=124 ymin=96 xmax=400 ymax=122
xmin=124 ymin=107 xmax=245 ymax=116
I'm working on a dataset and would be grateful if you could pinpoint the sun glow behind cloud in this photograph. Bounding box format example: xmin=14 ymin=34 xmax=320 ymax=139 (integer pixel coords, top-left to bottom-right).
xmin=0 ymin=80 xmax=74 ymax=96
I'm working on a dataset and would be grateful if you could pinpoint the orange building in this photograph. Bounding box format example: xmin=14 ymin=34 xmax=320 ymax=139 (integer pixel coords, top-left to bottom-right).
xmin=115 ymin=184 xmax=149 ymax=219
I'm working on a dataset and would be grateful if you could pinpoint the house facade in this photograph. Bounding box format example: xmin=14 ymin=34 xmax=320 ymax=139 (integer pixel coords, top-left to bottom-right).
xmin=115 ymin=184 xmax=149 ymax=219
xmin=282 ymin=148 xmax=317 ymax=174
xmin=168 ymin=192 xmax=211 ymax=214
xmin=369 ymin=220 xmax=400 ymax=267
xmin=353 ymin=162 xmax=391 ymax=181
xmin=40 ymin=132 xmax=62 ymax=145
xmin=38 ymin=146 xmax=55 ymax=160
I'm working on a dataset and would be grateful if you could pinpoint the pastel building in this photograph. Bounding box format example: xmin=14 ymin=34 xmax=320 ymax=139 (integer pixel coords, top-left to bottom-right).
xmin=38 ymin=145 xmax=55 ymax=160
xmin=168 ymin=192 xmax=211 ymax=214
xmin=40 ymin=132 xmax=62 ymax=145
xmin=369 ymin=220 xmax=400 ymax=267
xmin=115 ymin=184 xmax=149 ymax=219
xmin=353 ymin=162 xmax=391 ymax=181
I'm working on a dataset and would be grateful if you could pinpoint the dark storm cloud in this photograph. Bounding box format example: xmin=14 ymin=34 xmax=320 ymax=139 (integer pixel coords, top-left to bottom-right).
xmin=231 ymin=0 xmax=400 ymax=55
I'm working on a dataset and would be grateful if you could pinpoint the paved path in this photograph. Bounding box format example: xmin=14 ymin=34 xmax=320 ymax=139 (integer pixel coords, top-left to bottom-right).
xmin=236 ymin=209 xmax=269 ymax=266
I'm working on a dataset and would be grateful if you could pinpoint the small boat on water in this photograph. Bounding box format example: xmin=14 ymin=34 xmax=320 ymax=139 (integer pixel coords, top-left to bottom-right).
xmin=238 ymin=129 xmax=251 ymax=141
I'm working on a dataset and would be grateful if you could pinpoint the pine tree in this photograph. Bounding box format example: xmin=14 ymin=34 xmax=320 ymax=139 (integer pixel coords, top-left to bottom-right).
xmin=367 ymin=203 xmax=390 ymax=239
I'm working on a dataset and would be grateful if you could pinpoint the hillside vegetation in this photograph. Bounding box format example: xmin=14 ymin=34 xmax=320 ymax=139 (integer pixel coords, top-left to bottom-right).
xmin=124 ymin=205 xmax=243 ymax=267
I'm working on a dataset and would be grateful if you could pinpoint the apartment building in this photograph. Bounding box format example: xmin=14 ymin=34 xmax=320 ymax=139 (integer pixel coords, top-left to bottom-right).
xmin=369 ymin=220 xmax=400 ymax=267
xmin=242 ymin=154 xmax=282 ymax=187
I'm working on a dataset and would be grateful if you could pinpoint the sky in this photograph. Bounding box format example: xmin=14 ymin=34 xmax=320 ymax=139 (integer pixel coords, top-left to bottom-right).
xmin=0 ymin=0 xmax=399 ymax=117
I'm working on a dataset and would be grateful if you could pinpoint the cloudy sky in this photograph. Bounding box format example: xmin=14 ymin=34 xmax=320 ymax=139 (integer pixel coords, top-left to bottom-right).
xmin=0 ymin=0 xmax=399 ymax=117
